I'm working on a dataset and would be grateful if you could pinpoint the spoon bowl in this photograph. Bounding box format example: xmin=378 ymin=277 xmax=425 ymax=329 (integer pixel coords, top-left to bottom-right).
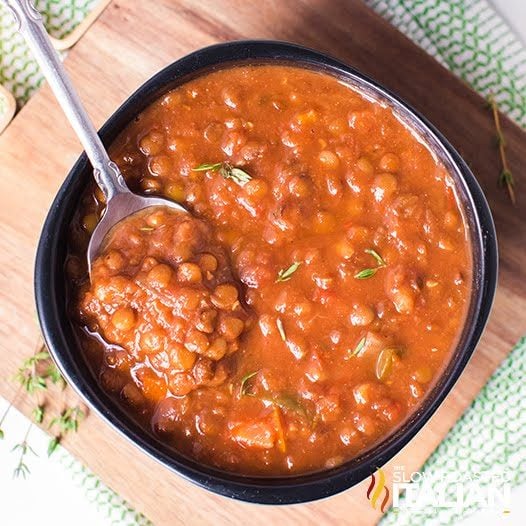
xmin=87 ymin=178 xmax=187 ymax=275
xmin=87 ymin=193 xmax=187 ymax=274
xmin=6 ymin=0 xmax=186 ymax=278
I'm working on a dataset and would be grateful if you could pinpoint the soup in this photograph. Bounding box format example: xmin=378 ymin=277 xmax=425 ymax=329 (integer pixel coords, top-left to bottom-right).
xmin=67 ymin=65 xmax=471 ymax=475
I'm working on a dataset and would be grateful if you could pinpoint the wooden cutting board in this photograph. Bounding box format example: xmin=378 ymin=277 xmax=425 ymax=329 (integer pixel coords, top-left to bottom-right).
xmin=1 ymin=1 xmax=525 ymax=524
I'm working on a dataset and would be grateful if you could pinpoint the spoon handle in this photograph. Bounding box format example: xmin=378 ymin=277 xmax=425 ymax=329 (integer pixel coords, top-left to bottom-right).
xmin=4 ymin=0 xmax=128 ymax=199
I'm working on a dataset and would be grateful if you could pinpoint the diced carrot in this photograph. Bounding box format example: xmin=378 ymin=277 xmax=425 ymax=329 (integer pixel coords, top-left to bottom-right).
xmin=231 ymin=420 xmax=276 ymax=449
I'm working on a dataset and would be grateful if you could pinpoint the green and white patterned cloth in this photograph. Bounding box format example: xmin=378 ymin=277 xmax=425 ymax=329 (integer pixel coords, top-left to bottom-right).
xmin=380 ymin=338 xmax=526 ymax=525
xmin=0 ymin=0 xmax=97 ymax=103
xmin=0 ymin=1 xmax=525 ymax=525
xmin=363 ymin=1 xmax=526 ymax=524
xmin=367 ymin=0 xmax=526 ymax=127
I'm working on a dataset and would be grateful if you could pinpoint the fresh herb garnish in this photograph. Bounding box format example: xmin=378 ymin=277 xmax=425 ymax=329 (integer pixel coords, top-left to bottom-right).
xmin=256 ymin=393 xmax=312 ymax=424
xmin=364 ymin=248 xmax=385 ymax=267
xmin=239 ymin=370 xmax=260 ymax=397
xmin=192 ymin=161 xmax=252 ymax=186
xmin=6 ymin=342 xmax=86 ymax=470
xmin=354 ymin=248 xmax=386 ymax=280
xmin=487 ymin=93 xmax=516 ymax=204
xmin=226 ymin=167 xmax=252 ymax=186
xmin=12 ymin=424 xmax=36 ymax=479
xmin=276 ymin=318 xmax=287 ymax=341
xmin=276 ymin=261 xmax=301 ymax=282
xmin=14 ymin=351 xmax=51 ymax=394
xmin=375 ymin=348 xmax=400 ymax=381
xmin=46 ymin=364 xmax=66 ymax=389
xmin=47 ymin=437 xmax=60 ymax=457
xmin=270 ymin=393 xmax=311 ymax=422
xmin=192 ymin=162 xmax=224 ymax=172
xmin=32 ymin=405 xmax=45 ymax=424
xmin=47 ymin=406 xmax=84 ymax=457
xmin=49 ymin=406 xmax=84 ymax=434
xmin=354 ymin=268 xmax=378 ymax=280
xmin=350 ymin=336 xmax=367 ymax=357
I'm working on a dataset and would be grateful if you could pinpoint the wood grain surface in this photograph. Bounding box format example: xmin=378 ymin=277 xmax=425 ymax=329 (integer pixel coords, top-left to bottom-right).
xmin=1 ymin=1 xmax=525 ymax=524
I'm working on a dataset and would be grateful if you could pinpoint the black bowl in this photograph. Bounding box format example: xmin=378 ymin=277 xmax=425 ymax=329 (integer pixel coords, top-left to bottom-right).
xmin=35 ymin=40 xmax=498 ymax=504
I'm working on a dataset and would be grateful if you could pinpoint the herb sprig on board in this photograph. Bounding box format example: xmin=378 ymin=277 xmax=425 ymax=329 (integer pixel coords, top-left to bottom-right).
xmin=12 ymin=423 xmax=36 ymax=479
xmin=487 ymin=93 xmax=516 ymax=204
xmin=3 ymin=341 xmax=87 ymax=475
xmin=48 ymin=406 xmax=84 ymax=456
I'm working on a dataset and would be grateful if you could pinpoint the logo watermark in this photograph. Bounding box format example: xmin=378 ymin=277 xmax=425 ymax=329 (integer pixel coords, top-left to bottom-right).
xmin=367 ymin=467 xmax=390 ymax=512
xmin=367 ymin=466 xmax=512 ymax=514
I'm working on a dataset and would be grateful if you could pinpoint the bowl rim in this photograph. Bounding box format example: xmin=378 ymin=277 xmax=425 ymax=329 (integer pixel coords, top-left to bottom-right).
xmin=34 ymin=39 xmax=498 ymax=505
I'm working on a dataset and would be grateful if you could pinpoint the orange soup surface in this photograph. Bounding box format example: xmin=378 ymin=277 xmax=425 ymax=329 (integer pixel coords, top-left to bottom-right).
xmin=67 ymin=65 xmax=472 ymax=475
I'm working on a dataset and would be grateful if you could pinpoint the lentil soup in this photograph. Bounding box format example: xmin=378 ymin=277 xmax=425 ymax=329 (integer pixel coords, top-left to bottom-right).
xmin=67 ymin=65 xmax=472 ymax=475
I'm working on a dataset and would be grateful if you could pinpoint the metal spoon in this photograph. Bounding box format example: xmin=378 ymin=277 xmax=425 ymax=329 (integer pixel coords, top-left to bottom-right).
xmin=5 ymin=0 xmax=186 ymax=275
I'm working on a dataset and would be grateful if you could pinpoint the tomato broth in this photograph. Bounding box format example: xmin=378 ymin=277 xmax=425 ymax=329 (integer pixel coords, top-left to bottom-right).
xmin=67 ymin=65 xmax=472 ymax=475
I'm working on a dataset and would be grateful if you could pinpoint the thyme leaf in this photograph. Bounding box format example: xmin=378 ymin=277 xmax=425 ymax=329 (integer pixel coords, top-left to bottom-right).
xmin=47 ymin=437 xmax=60 ymax=457
xmin=12 ymin=424 xmax=35 ymax=479
xmin=487 ymin=93 xmax=516 ymax=204
xmin=271 ymin=394 xmax=311 ymax=422
xmin=354 ymin=248 xmax=386 ymax=279
xmin=239 ymin=370 xmax=260 ymax=397
xmin=349 ymin=336 xmax=367 ymax=357
xmin=276 ymin=318 xmax=287 ymax=342
xmin=258 ymin=393 xmax=312 ymax=424
xmin=223 ymin=165 xmax=252 ymax=186
xmin=32 ymin=405 xmax=44 ymax=424
xmin=364 ymin=248 xmax=385 ymax=267
xmin=354 ymin=268 xmax=378 ymax=280
xmin=192 ymin=162 xmax=224 ymax=172
xmin=276 ymin=261 xmax=301 ymax=282
xmin=49 ymin=406 xmax=84 ymax=434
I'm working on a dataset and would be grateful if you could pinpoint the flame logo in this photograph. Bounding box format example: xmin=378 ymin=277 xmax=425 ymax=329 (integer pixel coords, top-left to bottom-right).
xmin=366 ymin=468 xmax=390 ymax=513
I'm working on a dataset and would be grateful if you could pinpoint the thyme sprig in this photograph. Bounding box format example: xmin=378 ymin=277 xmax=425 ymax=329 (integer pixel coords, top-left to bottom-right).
xmin=354 ymin=248 xmax=387 ymax=280
xmin=49 ymin=406 xmax=84 ymax=434
xmin=6 ymin=341 xmax=86 ymax=472
xmin=14 ymin=347 xmax=65 ymax=394
xmin=487 ymin=93 xmax=516 ymax=204
xmin=48 ymin=406 xmax=85 ymax=456
xmin=14 ymin=351 xmax=49 ymax=394
xmin=12 ymin=423 xmax=36 ymax=479
xmin=0 ymin=386 xmax=20 ymax=440
xmin=193 ymin=161 xmax=252 ymax=186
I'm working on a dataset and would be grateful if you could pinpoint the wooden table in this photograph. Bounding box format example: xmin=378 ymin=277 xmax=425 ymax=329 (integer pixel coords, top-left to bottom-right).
xmin=0 ymin=1 xmax=525 ymax=524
